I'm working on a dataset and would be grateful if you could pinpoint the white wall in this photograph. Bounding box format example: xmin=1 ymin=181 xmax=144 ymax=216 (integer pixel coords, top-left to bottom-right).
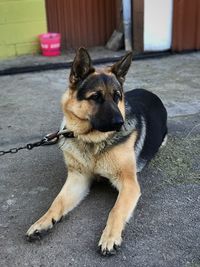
xmin=144 ymin=0 xmax=173 ymax=51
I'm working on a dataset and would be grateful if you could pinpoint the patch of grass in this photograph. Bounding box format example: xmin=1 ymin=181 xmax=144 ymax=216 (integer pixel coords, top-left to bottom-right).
xmin=185 ymin=262 xmax=200 ymax=267
xmin=148 ymin=134 xmax=200 ymax=185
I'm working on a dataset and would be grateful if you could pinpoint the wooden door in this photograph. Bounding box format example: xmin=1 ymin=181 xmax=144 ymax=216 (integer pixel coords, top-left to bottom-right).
xmin=172 ymin=0 xmax=200 ymax=51
xmin=45 ymin=0 xmax=120 ymax=50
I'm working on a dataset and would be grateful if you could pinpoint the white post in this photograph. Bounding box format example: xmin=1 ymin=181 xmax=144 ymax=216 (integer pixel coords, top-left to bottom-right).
xmin=122 ymin=0 xmax=132 ymax=51
xmin=144 ymin=0 xmax=173 ymax=51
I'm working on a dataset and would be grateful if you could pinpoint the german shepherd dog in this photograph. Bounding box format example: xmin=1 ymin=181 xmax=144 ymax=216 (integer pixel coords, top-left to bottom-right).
xmin=26 ymin=48 xmax=167 ymax=255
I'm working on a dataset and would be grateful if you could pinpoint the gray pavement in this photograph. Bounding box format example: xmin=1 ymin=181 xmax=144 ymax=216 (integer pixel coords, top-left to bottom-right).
xmin=0 ymin=52 xmax=200 ymax=267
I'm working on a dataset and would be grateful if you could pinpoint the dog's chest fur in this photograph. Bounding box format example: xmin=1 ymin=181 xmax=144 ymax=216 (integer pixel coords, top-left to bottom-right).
xmin=61 ymin=138 xmax=95 ymax=171
xmin=59 ymin=129 xmax=137 ymax=188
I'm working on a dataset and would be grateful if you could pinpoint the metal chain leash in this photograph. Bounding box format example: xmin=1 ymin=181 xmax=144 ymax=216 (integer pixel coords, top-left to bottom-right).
xmin=0 ymin=145 xmax=28 ymax=156
xmin=0 ymin=129 xmax=74 ymax=157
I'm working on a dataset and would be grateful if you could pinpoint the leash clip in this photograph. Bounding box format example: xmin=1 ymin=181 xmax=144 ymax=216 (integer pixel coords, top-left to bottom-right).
xmin=42 ymin=131 xmax=59 ymax=145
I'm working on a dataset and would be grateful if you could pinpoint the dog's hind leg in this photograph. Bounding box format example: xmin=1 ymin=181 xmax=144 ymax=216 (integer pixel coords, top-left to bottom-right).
xmin=26 ymin=171 xmax=91 ymax=241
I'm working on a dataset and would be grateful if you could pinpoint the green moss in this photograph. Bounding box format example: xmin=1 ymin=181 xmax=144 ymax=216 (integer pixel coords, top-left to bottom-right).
xmin=148 ymin=134 xmax=200 ymax=185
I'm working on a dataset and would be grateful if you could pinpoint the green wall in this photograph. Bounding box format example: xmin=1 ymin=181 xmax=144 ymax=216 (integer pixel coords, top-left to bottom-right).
xmin=0 ymin=0 xmax=47 ymax=59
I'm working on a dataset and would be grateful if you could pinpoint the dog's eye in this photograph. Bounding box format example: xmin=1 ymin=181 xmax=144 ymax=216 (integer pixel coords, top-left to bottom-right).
xmin=88 ymin=91 xmax=103 ymax=102
xmin=113 ymin=91 xmax=121 ymax=103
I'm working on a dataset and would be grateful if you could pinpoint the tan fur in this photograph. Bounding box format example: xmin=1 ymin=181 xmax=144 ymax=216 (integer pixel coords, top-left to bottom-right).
xmin=61 ymin=89 xmax=93 ymax=135
xmin=97 ymin=132 xmax=141 ymax=251
xmin=118 ymin=95 xmax=125 ymax=119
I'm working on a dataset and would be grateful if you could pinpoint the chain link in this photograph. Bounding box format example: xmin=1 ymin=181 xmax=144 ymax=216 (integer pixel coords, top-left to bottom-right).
xmin=0 ymin=145 xmax=27 ymax=156
xmin=0 ymin=135 xmax=57 ymax=156
xmin=0 ymin=129 xmax=74 ymax=157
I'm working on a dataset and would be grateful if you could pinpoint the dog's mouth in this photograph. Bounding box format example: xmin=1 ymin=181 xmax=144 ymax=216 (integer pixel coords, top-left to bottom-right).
xmin=95 ymin=126 xmax=122 ymax=133
xmin=91 ymin=121 xmax=124 ymax=133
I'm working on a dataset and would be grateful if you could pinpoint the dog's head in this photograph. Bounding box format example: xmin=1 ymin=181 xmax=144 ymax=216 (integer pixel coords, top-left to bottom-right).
xmin=62 ymin=47 xmax=132 ymax=141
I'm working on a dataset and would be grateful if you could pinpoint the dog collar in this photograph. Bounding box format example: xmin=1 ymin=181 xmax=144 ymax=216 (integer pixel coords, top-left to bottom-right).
xmin=59 ymin=127 xmax=75 ymax=138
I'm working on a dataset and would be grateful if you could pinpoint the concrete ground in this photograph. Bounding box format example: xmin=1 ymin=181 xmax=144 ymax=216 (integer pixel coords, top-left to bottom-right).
xmin=0 ymin=52 xmax=200 ymax=267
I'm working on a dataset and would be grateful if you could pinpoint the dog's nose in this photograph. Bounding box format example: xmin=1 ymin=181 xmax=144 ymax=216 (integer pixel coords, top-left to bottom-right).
xmin=111 ymin=116 xmax=124 ymax=131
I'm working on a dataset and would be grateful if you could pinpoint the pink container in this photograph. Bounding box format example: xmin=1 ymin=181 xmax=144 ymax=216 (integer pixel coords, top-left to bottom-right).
xmin=39 ymin=33 xmax=61 ymax=56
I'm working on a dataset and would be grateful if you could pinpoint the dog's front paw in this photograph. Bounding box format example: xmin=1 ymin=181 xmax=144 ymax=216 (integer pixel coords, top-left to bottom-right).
xmin=98 ymin=227 xmax=122 ymax=256
xmin=26 ymin=214 xmax=61 ymax=241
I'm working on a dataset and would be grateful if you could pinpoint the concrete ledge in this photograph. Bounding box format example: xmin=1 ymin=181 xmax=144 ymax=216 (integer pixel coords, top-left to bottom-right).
xmin=0 ymin=48 xmax=173 ymax=76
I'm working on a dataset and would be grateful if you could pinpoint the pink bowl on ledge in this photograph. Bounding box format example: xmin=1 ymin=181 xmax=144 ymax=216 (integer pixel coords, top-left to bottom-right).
xmin=39 ymin=33 xmax=61 ymax=56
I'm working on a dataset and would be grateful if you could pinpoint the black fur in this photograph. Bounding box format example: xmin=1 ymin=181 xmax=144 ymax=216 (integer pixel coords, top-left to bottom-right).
xmin=125 ymin=89 xmax=167 ymax=162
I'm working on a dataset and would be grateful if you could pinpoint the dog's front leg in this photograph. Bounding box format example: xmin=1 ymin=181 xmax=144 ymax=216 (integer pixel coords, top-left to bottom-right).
xmin=26 ymin=171 xmax=91 ymax=240
xmin=99 ymin=170 xmax=141 ymax=255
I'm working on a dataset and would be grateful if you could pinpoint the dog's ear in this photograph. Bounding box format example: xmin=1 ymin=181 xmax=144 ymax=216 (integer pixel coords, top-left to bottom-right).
xmin=70 ymin=47 xmax=94 ymax=85
xmin=111 ymin=52 xmax=132 ymax=83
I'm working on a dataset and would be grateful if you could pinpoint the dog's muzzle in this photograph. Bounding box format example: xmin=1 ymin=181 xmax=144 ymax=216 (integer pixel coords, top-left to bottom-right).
xmin=91 ymin=116 xmax=124 ymax=132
